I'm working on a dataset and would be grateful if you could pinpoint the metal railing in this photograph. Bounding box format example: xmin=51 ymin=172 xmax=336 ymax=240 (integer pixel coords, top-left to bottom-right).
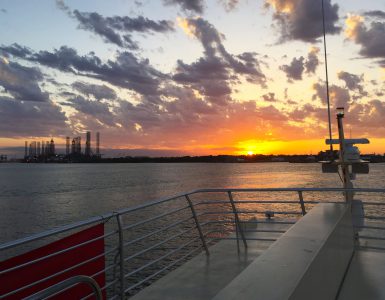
xmin=24 ymin=275 xmax=103 ymax=300
xmin=1 ymin=187 xmax=385 ymax=299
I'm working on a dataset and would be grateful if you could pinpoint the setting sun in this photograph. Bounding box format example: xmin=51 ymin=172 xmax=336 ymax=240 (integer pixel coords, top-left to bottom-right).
xmin=247 ymin=151 xmax=254 ymax=156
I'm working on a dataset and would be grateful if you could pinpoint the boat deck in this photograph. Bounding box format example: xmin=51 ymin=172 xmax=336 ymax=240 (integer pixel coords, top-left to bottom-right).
xmin=132 ymin=202 xmax=385 ymax=300
xmin=131 ymin=221 xmax=291 ymax=300
xmin=339 ymin=250 xmax=385 ymax=300
xmin=2 ymin=188 xmax=385 ymax=300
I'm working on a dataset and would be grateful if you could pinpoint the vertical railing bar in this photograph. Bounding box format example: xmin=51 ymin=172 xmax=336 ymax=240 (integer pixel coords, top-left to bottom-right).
xmin=235 ymin=221 xmax=240 ymax=252
xmin=116 ymin=214 xmax=125 ymax=300
xmin=185 ymin=195 xmax=210 ymax=256
xmin=112 ymin=251 xmax=120 ymax=297
xmin=298 ymin=191 xmax=306 ymax=215
xmin=227 ymin=191 xmax=247 ymax=248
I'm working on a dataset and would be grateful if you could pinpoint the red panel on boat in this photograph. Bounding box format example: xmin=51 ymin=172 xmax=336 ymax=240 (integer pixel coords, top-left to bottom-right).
xmin=0 ymin=223 xmax=106 ymax=299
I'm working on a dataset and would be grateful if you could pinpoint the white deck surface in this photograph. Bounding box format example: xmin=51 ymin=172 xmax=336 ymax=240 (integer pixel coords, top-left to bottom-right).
xmin=339 ymin=250 xmax=385 ymax=300
xmin=131 ymin=203 xmax=385 ymax=300
xmin=131 ymin=221 xmax=291 ymax=300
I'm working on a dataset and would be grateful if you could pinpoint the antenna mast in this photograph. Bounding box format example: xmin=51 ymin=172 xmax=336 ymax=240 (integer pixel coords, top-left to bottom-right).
xmin=321 ymin=0 xmax=333 ymax=154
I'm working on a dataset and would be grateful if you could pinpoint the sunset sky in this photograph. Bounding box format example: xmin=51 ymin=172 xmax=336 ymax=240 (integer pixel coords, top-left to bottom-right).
xmin=1 ymin=0 xmax=385 ymax=157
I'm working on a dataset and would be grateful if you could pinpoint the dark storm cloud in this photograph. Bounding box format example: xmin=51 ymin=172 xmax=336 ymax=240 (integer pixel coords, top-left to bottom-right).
xmin=337 ymin=71 xmax=366 ymax=96
xmin=363 ymin=11 xmax=385 ymax=19
xmin=0 ymin=59 xmax=49 ymax=102
xmin=0 ymin=97 xmax=68 ymax=137
xmin=72 ymin=10 xmax=174 ymax=49
xmin=72 ymin=81 xmax=117 ymax=100
xmin=2 ymin=45 xmax=165 ymax=98
xmin=280 ymin=56 xmax=305 ymax=81
xmin=163 ymin=0 xmax=204 ymax=13
xmin=265 ymin=0 xmax=341 ymax=42
xmin=346 ymin=15 xmax=385 ymax=66
xmin=174 ymin=18 xmax=265 ymax=104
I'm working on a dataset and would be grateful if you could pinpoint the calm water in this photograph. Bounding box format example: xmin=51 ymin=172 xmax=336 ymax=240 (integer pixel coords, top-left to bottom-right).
xmin=1 ymin=162 xmax=385 ymax=243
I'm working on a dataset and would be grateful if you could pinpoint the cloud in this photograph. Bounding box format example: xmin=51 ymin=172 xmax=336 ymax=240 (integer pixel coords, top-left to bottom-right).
xmin=1 ymin=8 xmax=7 ymax=13
xmin=56 ymin=1 xmax=174 ymax=49
xmin=0 ymin=59 xmax=49 ymax=102
xmin=280 ymin=56 xmax=305 ymax=81
xmin=219 ymin=0 xmax=240 ymax=12
xmin=360 ymin=100 xmax=385 ymax=128
xmin=72 ymin=81 xmax=117 ymax=100
xmin=3 ymin=18 xmax=265 ymax=108
xmin=173 ymin=57 xmax=232 ymax=105
xmin=163 ymin=85 xmax=216 ymax=116
xmin=262 ymin=92 xmax=279 ymax=102
xmin=163 ymin=0 xmax=204 ymax=14
xmin=72 ymin=11 xmax=174 ymax=49
xmin=73 ymin=10 xmax=129 ymax=48
xmin=265 ymin=0 xmax=341 ymax=42
xmin=175 ymin=17 xmax=266 ymax=104
xmin=345 ymin=14 xmax=385 ymax=66
xmin=312 ymin=82 xmax=350 ymax=109
xmin=55 ymin=0 xmax=71 ymax=15
xmin=63 ymin=95 xmax=116 ymax=127
xmin=305 ymin=47 xmax=320 ymax=74
xmin=2 ymin=45 xmax=165 ymax=98
xmin=0 ymin=43 xmax=32 ymax=58
xmin=286 ymin=98 xmax=385 ymax=138
xmin=363 ymin=10 xmax=385 ymax=19
xmin=0 ymin=97 xmax=68 ymax=137
xmin=109 ymin=95 xmax=299 ymax=150
xmin=281 ymin=47 xmax=320 ymax=81
xmin=337 ymin=71 xmax=366 ymax=96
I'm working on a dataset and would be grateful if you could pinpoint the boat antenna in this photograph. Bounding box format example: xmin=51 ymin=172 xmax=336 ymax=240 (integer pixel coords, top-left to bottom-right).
xmin=321 ymin=0 xmax=333 ymax=155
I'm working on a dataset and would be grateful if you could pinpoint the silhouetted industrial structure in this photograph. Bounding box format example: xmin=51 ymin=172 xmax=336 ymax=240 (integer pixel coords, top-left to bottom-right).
xmin=23 ymin=132 xmax=101 ymax=162
xmin=24 ymin=139 xmax=56 ymax=161
xmin=85 ymin=131 xmax=91 ymax=157
xmin=96 ymin=132 xmax=100 ymax=156
xmin=71 ymin=137 xmax=82 ymax=155
xmin=66 ymin=137 xmax=70 ymax=156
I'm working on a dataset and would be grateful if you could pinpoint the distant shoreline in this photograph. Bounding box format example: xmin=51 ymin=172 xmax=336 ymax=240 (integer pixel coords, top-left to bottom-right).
xmin=3 ymin=153 xmax=385 ymax=164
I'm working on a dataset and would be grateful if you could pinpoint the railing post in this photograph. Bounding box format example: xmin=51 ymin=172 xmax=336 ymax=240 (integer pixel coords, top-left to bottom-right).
xmin=298 ymin=191 xmax=306 ymax=215
xmin=116 ymin=214 xmax=125 ymax=300
xmin=185 ymin=195 xmax=210 ymax=256
xmin=227 ymin=191 xmax=247 ymax=248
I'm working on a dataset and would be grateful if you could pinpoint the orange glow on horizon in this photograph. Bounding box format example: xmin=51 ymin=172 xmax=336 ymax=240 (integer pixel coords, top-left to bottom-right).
xmin=2 ymin=138 xmax=385 ymax=157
